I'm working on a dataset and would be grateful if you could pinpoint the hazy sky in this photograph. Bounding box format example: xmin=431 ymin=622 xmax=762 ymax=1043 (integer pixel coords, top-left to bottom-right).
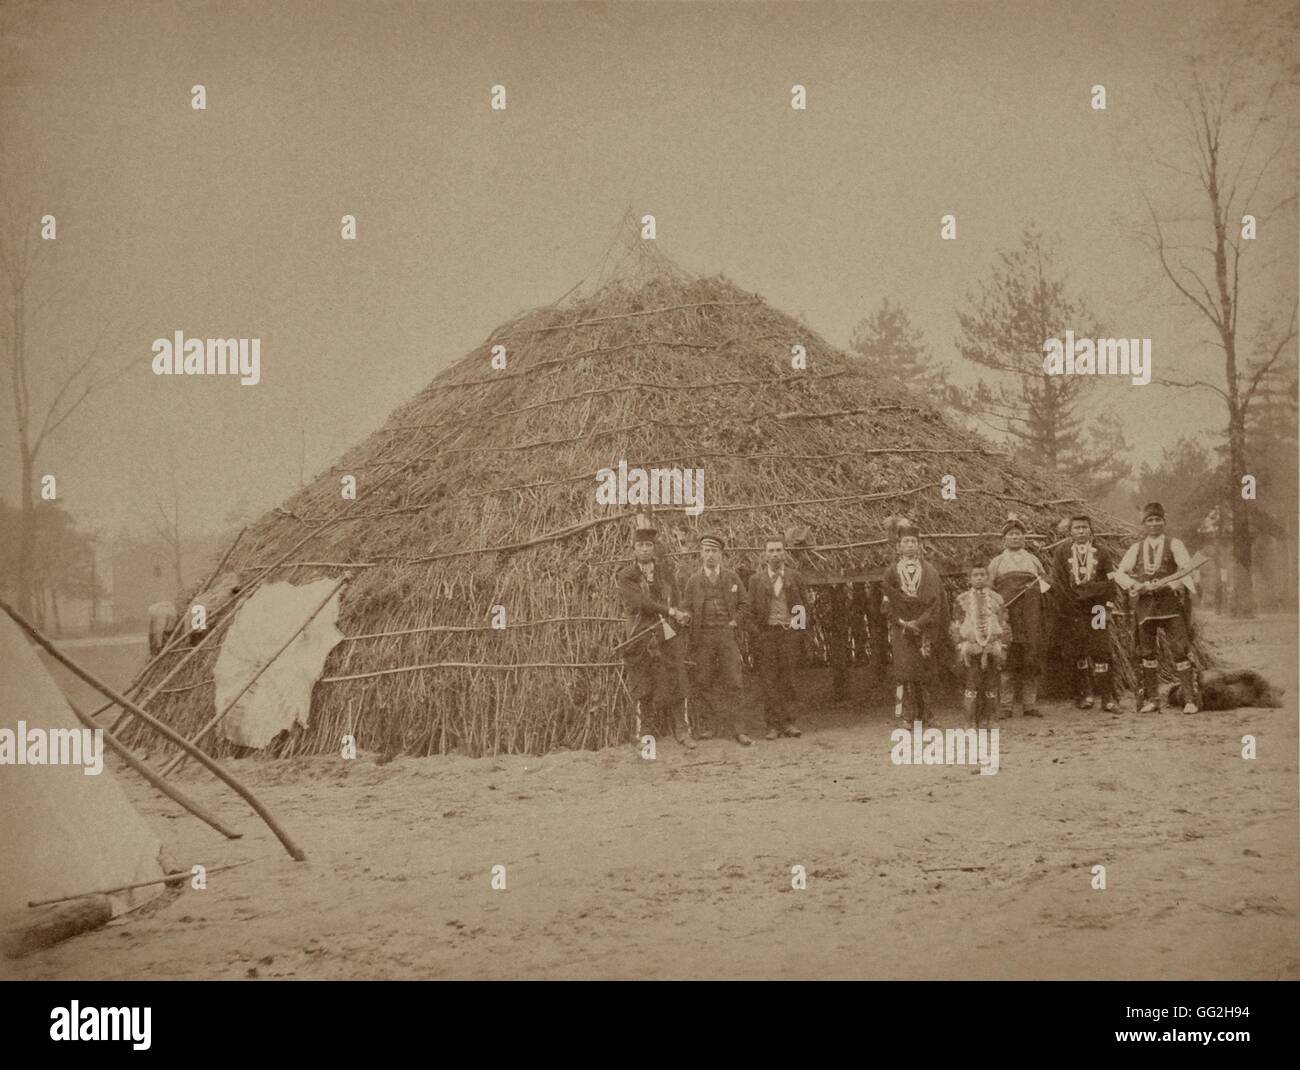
xmin=1 ymin=0 xmax=1295 ymax=539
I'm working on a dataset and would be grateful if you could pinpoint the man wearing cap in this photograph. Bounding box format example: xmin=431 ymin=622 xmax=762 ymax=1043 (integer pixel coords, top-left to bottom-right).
xmin=987 ymin=517 xmax=1048 ymax=717
xmin=880 ymin=518 xmax=945 ymax=721
xmin=1051 ymin=514 xmax=1117 ymax=712
xmin=616 ymin=523 xmax=694 ymax=748
xmin=1116 ymin=502 xmax=1199 ymax=714
xmin=746 ymin=536 xmax=807 ymax=739
xmin=682 ymin=533 xmax=754 ymax=746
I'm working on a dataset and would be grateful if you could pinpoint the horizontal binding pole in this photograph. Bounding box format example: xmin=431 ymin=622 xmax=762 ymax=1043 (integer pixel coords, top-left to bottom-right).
xmin=243 ymin=529 xmax=1134 ymax=573
xmin=492 ymin=298 xmax=763 ymax=338
xmin=343 ymin=616 xmax=625 ymax=642
xmin=290 ymin=446 xmax=1016 ymax=516
xmin=597 ymin=530 xmax=1133 ymax=564
xmin=319 ymin=661 xmax=624 ymax=684
xmin=489 ymin=370 xmax=847 ymax=418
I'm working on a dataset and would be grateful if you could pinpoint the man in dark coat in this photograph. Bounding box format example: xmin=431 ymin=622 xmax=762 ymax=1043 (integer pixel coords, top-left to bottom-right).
xmin=880 ymin=517 xmax=946 ymax=720
xmin=682 ymin=533 xmax=754 ymax=746
xmin=745 ymin=536 xmax=808 ymax=739
xmin=616 ymin=523 xmax=694 ymax=748
xmin=1051 ymin=514 xmax=1117 ymax=711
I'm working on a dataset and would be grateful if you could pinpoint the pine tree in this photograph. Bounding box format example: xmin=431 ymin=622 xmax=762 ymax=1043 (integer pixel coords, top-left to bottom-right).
xmin=954 ymin=226 xmax=1131 ymax=497
xmin=849 ymin=297 xmax=954 ymax=402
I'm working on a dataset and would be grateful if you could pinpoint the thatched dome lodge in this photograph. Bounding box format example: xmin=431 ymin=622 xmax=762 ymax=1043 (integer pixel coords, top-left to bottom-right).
xmin=130 ymin=241 xmax=1140 ymax=758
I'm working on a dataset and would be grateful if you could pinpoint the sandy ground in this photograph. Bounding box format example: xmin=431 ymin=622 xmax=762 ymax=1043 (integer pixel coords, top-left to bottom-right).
xmin=7 ymin=613 xmax=1297 ymax=980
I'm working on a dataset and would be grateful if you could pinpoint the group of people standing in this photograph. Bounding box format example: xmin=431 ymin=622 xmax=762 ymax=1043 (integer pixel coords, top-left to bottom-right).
xmin=616 ymin=525 xmax=809 ymax=748
xmin=616 ymin=501 xmax=1201 ymax=748
xmin=878 ymin=502 xmax=1201 ymax=723
xmin=899 ymin=512 xmax=1067 ymax=724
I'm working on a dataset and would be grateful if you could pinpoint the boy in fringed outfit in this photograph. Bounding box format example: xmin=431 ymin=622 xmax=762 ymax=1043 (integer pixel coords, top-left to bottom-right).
xmin=880 ymin=517 xmax=945 ymax=721
xmin=949 ymin=562 xmax=1009 ymax=724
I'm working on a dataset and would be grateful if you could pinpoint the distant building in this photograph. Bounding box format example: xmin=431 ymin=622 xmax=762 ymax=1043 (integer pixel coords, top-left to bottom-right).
xmin=107 ymin=536 xmax=226 ymax=628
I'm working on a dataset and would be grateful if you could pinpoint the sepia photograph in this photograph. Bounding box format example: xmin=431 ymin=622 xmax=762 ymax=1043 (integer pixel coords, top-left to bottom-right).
xmin=0 ymin=0 xmax=1296 ymax=1009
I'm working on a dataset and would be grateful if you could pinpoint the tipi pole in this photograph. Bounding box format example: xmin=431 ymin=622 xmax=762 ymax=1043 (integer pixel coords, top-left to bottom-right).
xmin=97 ymin=526 xmax=249 ymax=720
xmin=149 ymin=526 xmax=250 ymax=678
xmin=198 ymin=525 xmax=248 ymax=594
xmin=28 ymin=859 xmax=254 ymax=908
xmin=66 ymin=699 xmax=243 ymax=842
xmin=0 ymin=599 xmax=307 ymax=862
xmin=159 ymin=574 xmax=348 ymax=777
xmin=104 ymin=588 xmax=250 ymax=737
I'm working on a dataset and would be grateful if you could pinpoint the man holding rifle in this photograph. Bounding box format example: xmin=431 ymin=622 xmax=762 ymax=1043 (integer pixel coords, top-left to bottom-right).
xmin=1114 ymin=502 xmax=1200 ymax=714
xmin=616 ymin=522 xmax=695 ymax=748
xmin=987 ymin=517 xmax=1049 ymax=718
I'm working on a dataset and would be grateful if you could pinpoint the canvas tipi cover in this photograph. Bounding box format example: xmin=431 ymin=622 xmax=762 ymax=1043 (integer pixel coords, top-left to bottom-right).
xmin=0 ymin=611 xmax=165 ymax=920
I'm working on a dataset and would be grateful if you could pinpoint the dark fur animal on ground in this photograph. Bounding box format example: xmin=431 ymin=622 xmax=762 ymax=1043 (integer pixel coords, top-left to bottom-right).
xmin=1169 ymin=668 xmax=1285 ymax=711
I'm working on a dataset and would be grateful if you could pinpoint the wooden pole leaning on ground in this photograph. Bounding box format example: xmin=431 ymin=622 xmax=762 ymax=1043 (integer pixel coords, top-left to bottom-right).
xmin=28 ymin=859 xmax=254 ymax=909
xmin=99 ymin=519 xmax=336 ymax=732
xmin=0 ymin=598 xmax=306 ymax=862
xmin=65 ymin=699 xmax=243 ymax=842
xmin=148 ymin=526 xmax=250 ymax=688
xmin=104 ymin=587 xmax=252 ymax=738
xmin=159 ymin=574 xmax=349 ymax=777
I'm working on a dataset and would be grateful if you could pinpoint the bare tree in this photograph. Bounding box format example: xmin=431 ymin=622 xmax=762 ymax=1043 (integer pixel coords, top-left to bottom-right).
xmin=0 ymin=197 xmax=133 ymax=616
xmin=1135 ymin=3 xmax=1299 ymax=616
xmin=152 ymin=479 xmax=185 ymax=595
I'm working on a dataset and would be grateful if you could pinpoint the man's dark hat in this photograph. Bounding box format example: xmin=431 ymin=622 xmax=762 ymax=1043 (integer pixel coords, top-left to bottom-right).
xmin=1142 ymin=501 xmax=1165 ymax=521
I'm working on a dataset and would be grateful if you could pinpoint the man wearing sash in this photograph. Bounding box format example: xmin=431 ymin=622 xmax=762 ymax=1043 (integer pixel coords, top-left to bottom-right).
xmin=987 ymin=517 xmax=1048 ymax=717
xmin=1051 ymin=514 xmax=1117 ymax=712
xmin=1116 ymin=502 xmax=1199 ymax=714
xmin=880 ymin=517 xmax=945 ymax=721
